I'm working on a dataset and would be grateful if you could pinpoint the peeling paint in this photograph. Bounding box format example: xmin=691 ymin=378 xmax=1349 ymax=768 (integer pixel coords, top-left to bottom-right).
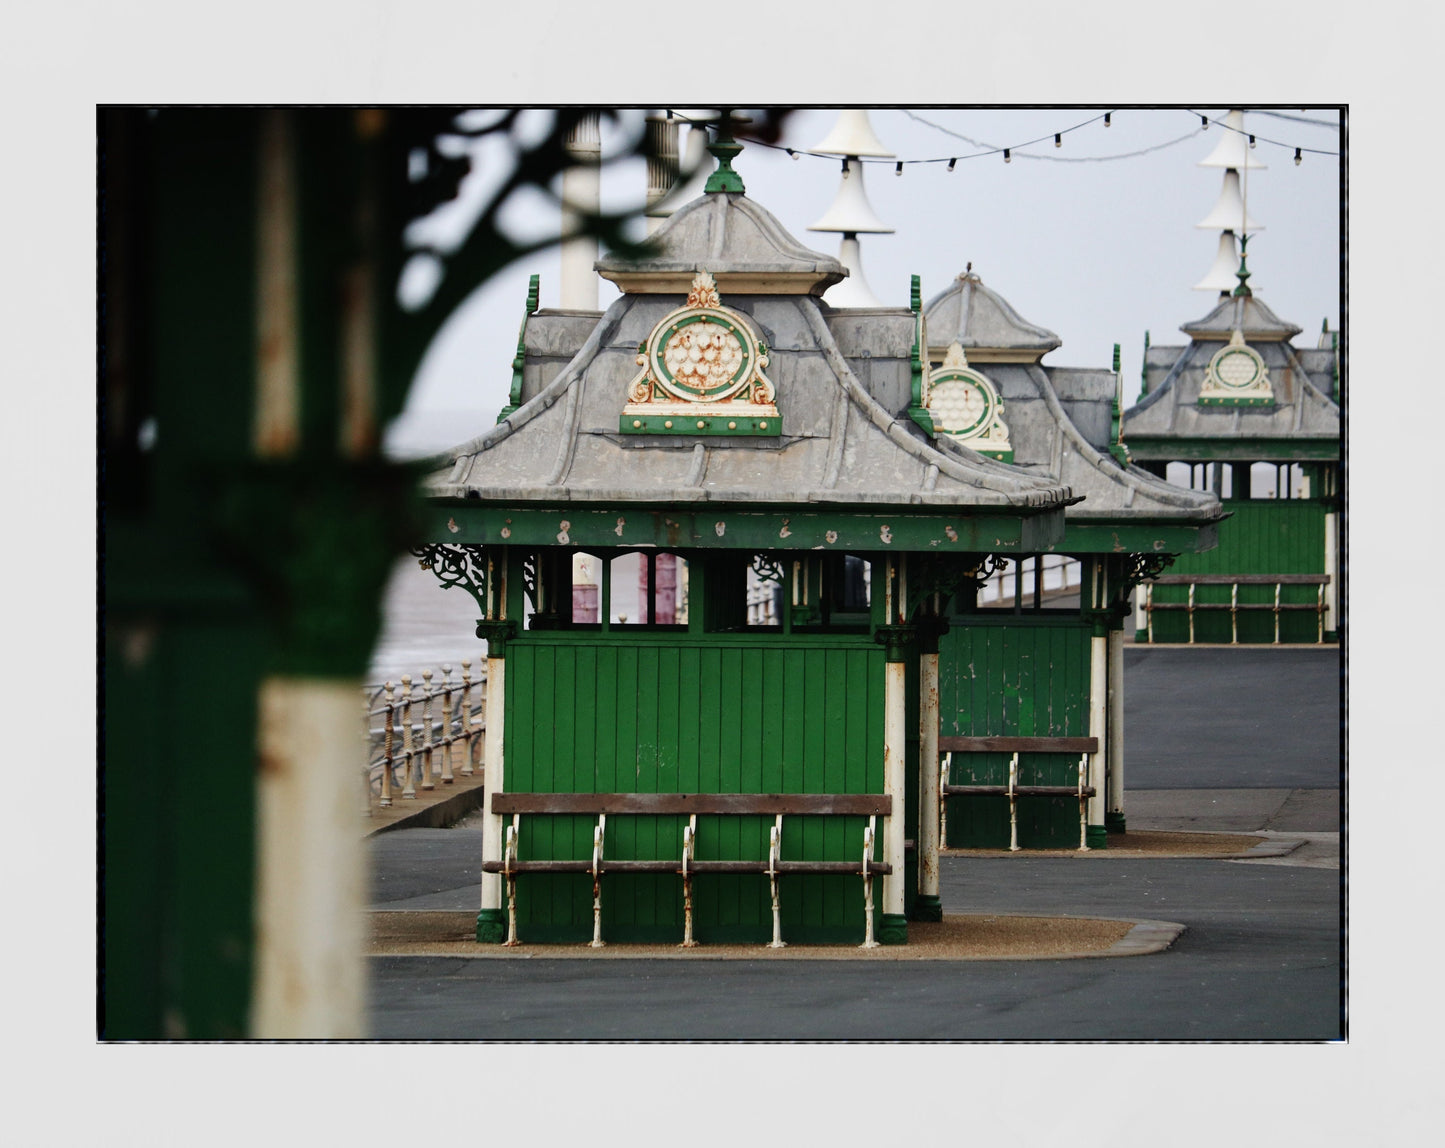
xmin=614 ymin=517 xmax=625 ymax=537
xmin=447 ymin=517 xmax=459 ymax=533
xmin=557 ymin=520 xmax=571 ymax=545
xmin=715 ymin=521 xmax=726 ymax=537
xmin=825 ymin=530 xmax=837 ymax=544
xmin=880 ymin=524 xmax=892 ymax=544
xmin=779 ymin=518 xmax=792 ymax=538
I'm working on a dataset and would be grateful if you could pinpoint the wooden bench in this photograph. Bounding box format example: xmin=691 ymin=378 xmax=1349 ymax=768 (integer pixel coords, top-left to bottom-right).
xmin=481 ymin=792 xmax=893 ymax=948
xmin=937 ymin=736 xmax=1099 ymax=851
xmin=1143 ymin=574 xmax=1330 ymax=644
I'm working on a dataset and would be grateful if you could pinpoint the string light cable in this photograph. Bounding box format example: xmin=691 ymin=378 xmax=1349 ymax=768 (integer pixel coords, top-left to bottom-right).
xmin=665 ymin=108 xmax=1338 ymax=171
xmin=900 ymin=109 xmax=1205 ymax=163
xmin=1184 ymin=109 xmax=1340 ymax=159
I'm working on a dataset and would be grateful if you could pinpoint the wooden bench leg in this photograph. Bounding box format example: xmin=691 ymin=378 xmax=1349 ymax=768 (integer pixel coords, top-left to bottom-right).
xmin=590 ymin=814 xmax=606 ymax=948
xmin=680 ymin=815 xmax=698 ymax=949
xmin=767 ymin=814 xmax=786 ymax=949
xmin=861 ymin=816 xmax=880 ymax=949
xmin=1008 ymin=752 xmax=1021 ymax=852
xmin=503 ymin=814 xmax=520 ymax=946
xmin=939 ymin=755 xmax=951 ymax=848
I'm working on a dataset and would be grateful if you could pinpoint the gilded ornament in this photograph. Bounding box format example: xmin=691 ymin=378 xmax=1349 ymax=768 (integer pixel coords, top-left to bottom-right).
xmin=621 ymin=270 xmax=780 ymax=434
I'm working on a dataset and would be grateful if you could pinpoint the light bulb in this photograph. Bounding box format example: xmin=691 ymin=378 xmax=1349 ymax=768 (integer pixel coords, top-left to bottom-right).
xmin=1294 ymin=148 xmax=1302 ymax=166
xmin=1054 ymin=133 xmax=1062 ymax=148
xmin=1003 ymin=149 xmax=1011 ymax=163
xmin=895 ymin=161 xmax=903 ymax=176
xmin=947 ymin=157 xmax=956 ymax=172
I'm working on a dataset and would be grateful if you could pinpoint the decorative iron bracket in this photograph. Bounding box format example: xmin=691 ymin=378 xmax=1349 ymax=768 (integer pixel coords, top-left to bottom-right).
xmin=413 ymin=543 xmax=491 ymax=616
xmin=909 ymin=553 xmax=1006 ymax=621
xmin=1121 ymin=552 xmax=1177 ymax=597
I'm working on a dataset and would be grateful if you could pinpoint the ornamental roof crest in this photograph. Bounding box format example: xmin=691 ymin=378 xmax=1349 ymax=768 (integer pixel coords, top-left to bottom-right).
xmin=1199 ymin=329 xmax=1273 ymax=407
xmin=620 ymin=271 xmax=780 ymax=437
xmin=925 ymin=342 xmax=1013 ymax=461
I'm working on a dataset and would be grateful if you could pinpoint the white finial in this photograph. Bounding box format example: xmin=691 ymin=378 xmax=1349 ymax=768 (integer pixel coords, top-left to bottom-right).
xmin=1194 ymin=231 xmax=1241 ymax=294
xmin=1199 ymin=110 xmax=1267 ymax=171
xmin=1196 ymin=169 xmax=1263 ymax=233
xmin=806 ymin=111 xmax=895 ymax=308
xmin=811 ymin=109 xmax=895 ymax=158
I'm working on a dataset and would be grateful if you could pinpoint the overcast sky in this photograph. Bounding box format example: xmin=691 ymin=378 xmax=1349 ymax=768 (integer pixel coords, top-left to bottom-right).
xmin=385 ymin=106 xmax=1343 ymax=459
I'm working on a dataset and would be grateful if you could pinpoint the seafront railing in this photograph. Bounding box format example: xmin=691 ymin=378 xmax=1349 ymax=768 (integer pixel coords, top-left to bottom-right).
xmin=363 ymin=661 xmax=487 ymax=808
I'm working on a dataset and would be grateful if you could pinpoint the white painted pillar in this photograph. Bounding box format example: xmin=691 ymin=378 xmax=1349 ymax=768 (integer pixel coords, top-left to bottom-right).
xmin=1324 ymin=511 xmax=1338 ymax=634
xmin=560 ymin=114 xmax=600 ymax=310
xmin=479 ymin=655 xmax=506 ymax=913
xmin=918 ymin=648 xmax=941 ymax=902
xmin=479 ymin=550 xmax=509 ymax=916
xmin=251 ymin=678 xmax=367 ymax=1038
xmin=1087 ymin=629 xmax=1108 ymax=834
xmin=644 ymin=113 xmax=679 ymax=236
xmin=1106 ymin=627 xmax=1125 ymax=823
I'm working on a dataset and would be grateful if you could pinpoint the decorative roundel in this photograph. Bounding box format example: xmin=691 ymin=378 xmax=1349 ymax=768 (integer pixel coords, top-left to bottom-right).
xmin=653 ymin=311 xmax=754 ymax=403
xmin=1209 ymin=342 xmax=1266 ymax=390
xmin=929 ymin=376 xmax=996 ymax=435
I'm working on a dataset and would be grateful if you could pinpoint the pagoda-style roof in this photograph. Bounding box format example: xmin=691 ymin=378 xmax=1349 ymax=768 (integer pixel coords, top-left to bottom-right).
xmin=1179 ymin=292 xmax=1304 ymax=342
xmin=1123 ymin=291 xmax=1340 ymax=463
xmin=423 ymin=188 xmax=1076 ymax=553
xmin=596 ymin=192 xmax=848 ymax=297
xmin=922 ymin=273 xmax=1223 ymax=551
xmin=922 ymin=270 xmax=1062 ymax=363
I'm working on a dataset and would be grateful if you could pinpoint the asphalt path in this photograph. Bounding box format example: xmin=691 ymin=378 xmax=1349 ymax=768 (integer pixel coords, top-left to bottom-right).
xmin=1123 ymin=646 xmax=1342 ymax=788
xmin=367 ymin=852 xmax=1340 ymax=1040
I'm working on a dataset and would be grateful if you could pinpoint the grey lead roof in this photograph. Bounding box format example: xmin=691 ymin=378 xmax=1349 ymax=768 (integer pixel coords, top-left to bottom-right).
xmin=595 ymin=192 xmax=847 ymax=294
xmin=922 ymin=270 xmax=1062 ymax=359
xmin=923 ymin=273 xmax=1223 ymax=523
xmin=1123 ymin=291 xmax=1340 ymax=448
xmin=426 ymin=194 xmax=1072 ymax=513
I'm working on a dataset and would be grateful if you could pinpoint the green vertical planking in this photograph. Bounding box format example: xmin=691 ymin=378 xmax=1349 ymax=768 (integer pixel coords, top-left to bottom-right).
xmin=503 ymin=634 xmax=885 ymax=940
xmin=1147 ymin=500 xmax=1329 ymax=643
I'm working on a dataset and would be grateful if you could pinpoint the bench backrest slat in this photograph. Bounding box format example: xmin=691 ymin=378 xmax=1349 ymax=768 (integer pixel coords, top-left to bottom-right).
xmin=938 ymin=736 xmax=1098 ymax=754
xmin=491 ymin=793 xmax=892 ymax=817
xmin=1150 ymin=574 xmax=1329 ymax=586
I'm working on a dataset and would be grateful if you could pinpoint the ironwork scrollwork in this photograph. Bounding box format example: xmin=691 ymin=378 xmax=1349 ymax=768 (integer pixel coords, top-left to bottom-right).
xmin=413 ymin=543 xmax=490 ymax=615
xmin=909 ymin=554 xmax=1010 ymax=620
xmin=750 ymin=554 xmax=785 ymax=584
xmin=521 ymin=552 xmax=539 ymax=613
xmin=1121 ymin=552 xmax=1177 ymax=596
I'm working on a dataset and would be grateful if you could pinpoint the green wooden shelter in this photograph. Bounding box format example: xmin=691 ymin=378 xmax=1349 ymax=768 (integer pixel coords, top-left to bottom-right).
xmin=1122 ymin=282 xmax=1341 ymax=644
xmin=918 ymin=270 xmax=1224 ymax=846
xmin=418 ymin=141 xmax=1078 ymax=945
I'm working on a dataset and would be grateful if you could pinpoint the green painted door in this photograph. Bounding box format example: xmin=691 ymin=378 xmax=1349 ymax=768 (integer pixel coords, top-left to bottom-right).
xmin=938 ymin=616 xmax=1092 ymax=849
xmin=502 ymin=633 xmax=886 ymax=943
